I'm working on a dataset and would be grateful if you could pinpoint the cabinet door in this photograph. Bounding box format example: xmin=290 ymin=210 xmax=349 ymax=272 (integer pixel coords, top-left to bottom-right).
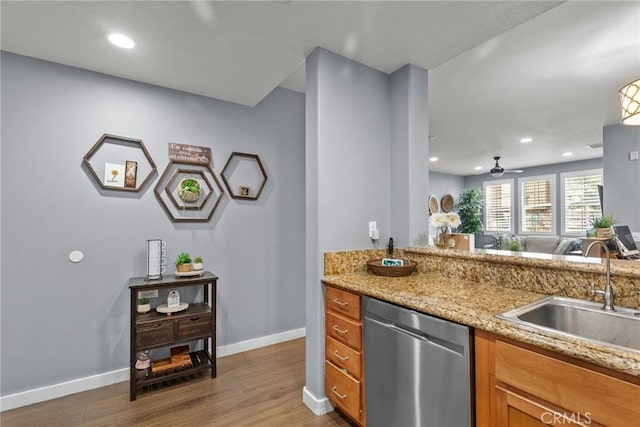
xmin=496 ymin=386 xmax=595 ymax=427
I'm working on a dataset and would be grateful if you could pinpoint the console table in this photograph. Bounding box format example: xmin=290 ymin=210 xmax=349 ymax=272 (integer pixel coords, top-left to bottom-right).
xmin=128 ymin=271 xmax=217 ymax=400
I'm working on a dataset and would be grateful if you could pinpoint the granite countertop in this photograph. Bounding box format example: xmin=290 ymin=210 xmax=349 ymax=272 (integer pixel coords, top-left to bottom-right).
xmin=323 ymin=271 xmax=640 ymax=378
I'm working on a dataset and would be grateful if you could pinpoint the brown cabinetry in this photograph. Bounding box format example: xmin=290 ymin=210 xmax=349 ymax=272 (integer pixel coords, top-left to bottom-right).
xmin=324 ymin=285 xmax=366 ymax=426
xmin=476 ymin=330 xmax=640 ymax=427
xmin=128 ymin=272 xmax=217 ymax=401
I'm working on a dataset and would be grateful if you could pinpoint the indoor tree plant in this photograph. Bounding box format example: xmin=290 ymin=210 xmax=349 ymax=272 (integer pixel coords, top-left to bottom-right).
xmin=174 ymin=252 xmax=193 ymax=272
xmin=455 ymin=187 xmax=484 ymax=234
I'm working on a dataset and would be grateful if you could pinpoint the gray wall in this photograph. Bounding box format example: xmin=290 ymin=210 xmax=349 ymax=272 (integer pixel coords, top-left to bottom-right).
xmin=1 ymin=52 xmax=306 ymax=395
xmin=603 ymin=124 xmax=640 ymax=231
xmin=305 ymin=48 xmax=428 ymax=404
xmin=463 ymin=158 xmax=603 ymax=236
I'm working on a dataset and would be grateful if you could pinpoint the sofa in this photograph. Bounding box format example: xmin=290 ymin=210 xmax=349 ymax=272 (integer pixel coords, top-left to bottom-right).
xmin=487 ymin=234 xmax=582 ymax=255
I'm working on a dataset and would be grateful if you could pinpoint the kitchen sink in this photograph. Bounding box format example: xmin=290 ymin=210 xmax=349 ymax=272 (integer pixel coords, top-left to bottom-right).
xmin=497 ymin=296 xmax=640 ymax=354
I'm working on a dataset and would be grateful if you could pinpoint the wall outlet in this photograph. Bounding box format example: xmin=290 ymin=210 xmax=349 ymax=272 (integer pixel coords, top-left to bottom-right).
xmin=630 ymin=151 xmax=638 ymax=161
xmin=369 ymin=221 xmax=378 ymax=240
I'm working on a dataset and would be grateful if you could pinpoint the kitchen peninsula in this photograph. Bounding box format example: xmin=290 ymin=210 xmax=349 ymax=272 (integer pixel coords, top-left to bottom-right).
xmin=322 ymin=247 xmax=640 ymax=426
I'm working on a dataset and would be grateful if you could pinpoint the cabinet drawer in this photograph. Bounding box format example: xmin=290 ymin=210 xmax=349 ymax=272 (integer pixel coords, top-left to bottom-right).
xmin=178 ymin=314 xmax=212 ymax=340
xmin=136 ymin=321 xmax=174 ymax=348
xmin=326 ymin=361 xmax=361 ymax=422
xmin=326 ymin=336 xmax=362 ymax=379
xmin=495 ymin=340 xmax=640 ymax=426
xmin=326 ymin=287 xmax=361 ymax=321
xmin=326 ymin=313 xmax=362 ymax=350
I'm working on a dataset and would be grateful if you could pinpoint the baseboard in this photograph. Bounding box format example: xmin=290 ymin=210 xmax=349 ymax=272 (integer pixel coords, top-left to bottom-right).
xmin=1 ymin=327 xmax=306 ymax=412
xmin=0 ymin=368 xmax=129 ymax=412
xmin=216 ymin=327 xmax=306 ymax=357
xmin=302 ymin=386 xmax=333 ymax=415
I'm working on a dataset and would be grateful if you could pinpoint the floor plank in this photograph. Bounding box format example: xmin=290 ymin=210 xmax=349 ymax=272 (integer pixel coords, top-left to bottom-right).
xmin=1 ymin=338 xmax=352 ymax=427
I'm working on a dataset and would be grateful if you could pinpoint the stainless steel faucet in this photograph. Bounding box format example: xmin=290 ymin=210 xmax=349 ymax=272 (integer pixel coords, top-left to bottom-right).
xmin=584 ymin=240 xmax=615 ymax=311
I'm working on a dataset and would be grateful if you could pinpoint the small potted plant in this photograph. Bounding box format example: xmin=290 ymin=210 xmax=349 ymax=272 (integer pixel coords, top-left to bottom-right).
xmin=178 ymin=178 xmax=201 ymax=203
xmin=192 ymin=256 xmax=204 ymax=271
xmin=137 ymin=297 xmax=151 ymax=314
xmin=174 ymin=252 xmax=192 ymax=272
xmin=591 ymin=215 xmax=615 ymax=238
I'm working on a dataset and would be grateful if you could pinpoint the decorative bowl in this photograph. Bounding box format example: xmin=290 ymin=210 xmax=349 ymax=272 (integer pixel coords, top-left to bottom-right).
xmin=366 ymin=259 xmax=417 ymax=277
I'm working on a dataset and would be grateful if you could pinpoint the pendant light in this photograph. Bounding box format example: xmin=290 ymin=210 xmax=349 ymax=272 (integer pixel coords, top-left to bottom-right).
xmin=619 ymin=79 xmax=640 ymax=125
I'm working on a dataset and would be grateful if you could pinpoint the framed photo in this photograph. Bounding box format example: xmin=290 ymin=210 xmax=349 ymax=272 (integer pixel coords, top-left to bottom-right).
xmin=104 ymin=162 xmax=125 ymax=187
xmin=382 ymin=258 xmax=404 ymax=266
xmin=125 ymin=160 xmax=138 ymax=188
xmin=239 ymin=186 xmax=251 ymax=197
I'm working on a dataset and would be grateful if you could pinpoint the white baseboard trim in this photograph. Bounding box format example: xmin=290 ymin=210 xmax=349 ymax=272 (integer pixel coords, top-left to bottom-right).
xmin=0 ymin=368 xmax=129 ymax=412
xmin=302 ymin=386 xmax=333 ymax=415
xmin=1 ymin=327 xmax=306 ymax=412
xmin=216 ymin=327 xmax=306 ymax=357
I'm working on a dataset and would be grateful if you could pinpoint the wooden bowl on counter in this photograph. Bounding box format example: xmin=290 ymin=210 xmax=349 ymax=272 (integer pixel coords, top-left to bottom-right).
xmin=366 ymin=259 xmax=417 ymax=277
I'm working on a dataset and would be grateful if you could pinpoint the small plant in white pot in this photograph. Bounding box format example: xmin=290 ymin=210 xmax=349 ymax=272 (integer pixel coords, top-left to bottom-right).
xmin=192 ymin=256 xmax=204 ymax=271
xmin=137 ymin=297 xmax=151 ymax=314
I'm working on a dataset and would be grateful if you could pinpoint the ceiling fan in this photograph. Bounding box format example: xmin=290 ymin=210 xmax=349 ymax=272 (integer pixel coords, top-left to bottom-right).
xmin=489 ymin=156 xmax=523 ymax=177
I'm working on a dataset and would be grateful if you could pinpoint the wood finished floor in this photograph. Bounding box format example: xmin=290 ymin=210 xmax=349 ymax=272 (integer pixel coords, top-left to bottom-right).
xmin=1 ymin=338 xmax=352 ymax=427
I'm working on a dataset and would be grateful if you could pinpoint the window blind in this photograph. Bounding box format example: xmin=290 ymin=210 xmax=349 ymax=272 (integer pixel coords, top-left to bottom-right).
xmin=485 ymin=182 xmax=512 ymax=232
xmin=563 ymin=173 xmax=602 ymax=235
xmin=521 ymin=178 xmax=554 ymax=233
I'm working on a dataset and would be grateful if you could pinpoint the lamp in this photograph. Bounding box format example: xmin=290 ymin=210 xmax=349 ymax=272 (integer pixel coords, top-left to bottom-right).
xmin=619 ymin=79 xmax=640 ymax=125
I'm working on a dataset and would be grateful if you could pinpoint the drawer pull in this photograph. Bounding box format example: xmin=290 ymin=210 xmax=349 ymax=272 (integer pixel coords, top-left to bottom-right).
xmin=331 ymin=386 xmax=347 ymax=400
xmin=332 ymin=298 xmax=349 ymax=307
xmin=189 ymin=317 xmax=201 ymax=322
xmin=332 ymin=350 xmax=349 ymax=361
xmin=332 ymin=325 xmax=348 ymax=335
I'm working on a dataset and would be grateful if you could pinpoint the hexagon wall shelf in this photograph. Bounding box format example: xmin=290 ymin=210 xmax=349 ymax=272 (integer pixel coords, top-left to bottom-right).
xmin=154 ymin=160 xmax=224 ymax=223
xmin=83 ymin=133 xmax=157 ymax=192
xmin=220 ymin=152 xmax=268 ymax=201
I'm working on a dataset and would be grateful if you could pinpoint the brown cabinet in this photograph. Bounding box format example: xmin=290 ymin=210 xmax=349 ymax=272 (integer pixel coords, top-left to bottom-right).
xmin=476 ymin=330 xmax=640 ymax=427
xmin=324 ymin=285 xmax=366 ymax=426
xmin=128 ymin=272 xmax=218 ymax=401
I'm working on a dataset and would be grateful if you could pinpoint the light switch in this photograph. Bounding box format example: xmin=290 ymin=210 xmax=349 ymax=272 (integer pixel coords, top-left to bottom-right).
xmin=630 ymin=151 xmax=638 ymax=161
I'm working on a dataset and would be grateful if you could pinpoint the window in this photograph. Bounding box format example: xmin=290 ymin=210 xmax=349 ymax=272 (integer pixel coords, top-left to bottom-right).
xmin=561 ymin=169 xmax=603 ymax=236
xmin=519 ymin=175 xmax=555 ymax=234
xmin=484 ymin=179 xmax=513 ymax=233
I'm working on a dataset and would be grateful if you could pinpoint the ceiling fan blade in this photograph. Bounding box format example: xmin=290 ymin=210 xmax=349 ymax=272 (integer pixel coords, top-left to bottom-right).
xmin=504 ymin=169 xmax=524 ymax=174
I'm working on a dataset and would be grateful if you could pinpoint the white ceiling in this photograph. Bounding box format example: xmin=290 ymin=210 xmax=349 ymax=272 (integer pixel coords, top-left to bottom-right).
xmin=2 ymin=1 xmax=638 ymax=176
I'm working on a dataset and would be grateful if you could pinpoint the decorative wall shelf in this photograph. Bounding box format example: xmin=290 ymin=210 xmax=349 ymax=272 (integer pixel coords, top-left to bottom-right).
xmin=154 ymin=160 xmax=224 ymax=223
xmin=220 ymin=152 xmax=268 ymax=201
xmin=83 ymin=134 xmax=157 ymax=192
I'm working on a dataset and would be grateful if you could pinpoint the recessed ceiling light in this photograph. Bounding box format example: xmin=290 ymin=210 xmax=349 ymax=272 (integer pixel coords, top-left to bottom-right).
xmin=562 ymin=152 xmax=573 ymax=157
xmin=107 ymin=33 xmax=135 ymax=49
xmin=520 ymin=137 xmax=533 ymax=143
xmin=474 ymin=166 xmax=482 ymax=170
xmin=429 ymin=157 xmax=438 ymax=162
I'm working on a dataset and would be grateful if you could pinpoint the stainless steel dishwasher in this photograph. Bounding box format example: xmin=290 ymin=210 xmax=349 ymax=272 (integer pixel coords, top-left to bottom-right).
xmin=363 ymin=296 xmax=473 ymax=427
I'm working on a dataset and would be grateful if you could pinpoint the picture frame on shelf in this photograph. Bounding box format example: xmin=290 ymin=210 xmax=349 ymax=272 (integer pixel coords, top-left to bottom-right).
xmin=239 ymin=186 xmax=251 ymax=197
xmin=125 ymin=160 xmax=138 ymax=188
xmin=104 ymin=162 xmax=125 ymax=187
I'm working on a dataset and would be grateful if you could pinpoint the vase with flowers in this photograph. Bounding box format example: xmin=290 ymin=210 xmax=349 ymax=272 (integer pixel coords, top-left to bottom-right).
xmin=431 ymin=212 xmax=462 ymax=249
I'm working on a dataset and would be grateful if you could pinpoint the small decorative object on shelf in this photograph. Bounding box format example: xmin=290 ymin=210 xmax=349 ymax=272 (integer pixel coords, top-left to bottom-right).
xmin=135 ymin=350 xmax=151 ymax=370
xmin=146 ymin=239 xmax=167 ymax=280
xmin=167 ymin=290 xmax=180 ymax=308
xmin=178 ymin=178 xmax=201 ymax=202
xmin=192 ymin=256 xmax=204 ymax=271
xmin=431 ymin=212 xmax=461 ymax=249
xmin=137 ymin=297 xmax=151 ymax=314
xmin=174 ymin=252 xmax=192 ymax=273
xmin=239 ymin=186 xmax=251 ymax=197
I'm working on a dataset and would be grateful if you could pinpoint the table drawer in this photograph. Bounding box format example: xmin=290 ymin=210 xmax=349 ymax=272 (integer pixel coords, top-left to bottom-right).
xmin=326 ymin=313 xmax=362 ymax=350
xmin=136 ymin=321 xmax=174 ymax=348
xmin=326 ymin=361 xmax=362 ymax=422
xmin=326 ymin=287 xmax=361 ymax=321
xmin=177 ymin=314 xmax=212 ymax=340
xmin=326 ymin=336 xmax=362 ymax=379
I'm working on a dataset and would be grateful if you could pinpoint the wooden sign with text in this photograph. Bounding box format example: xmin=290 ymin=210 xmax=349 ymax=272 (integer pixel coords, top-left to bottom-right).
xmin=168 ymin=143 xmax=212 ymax=165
